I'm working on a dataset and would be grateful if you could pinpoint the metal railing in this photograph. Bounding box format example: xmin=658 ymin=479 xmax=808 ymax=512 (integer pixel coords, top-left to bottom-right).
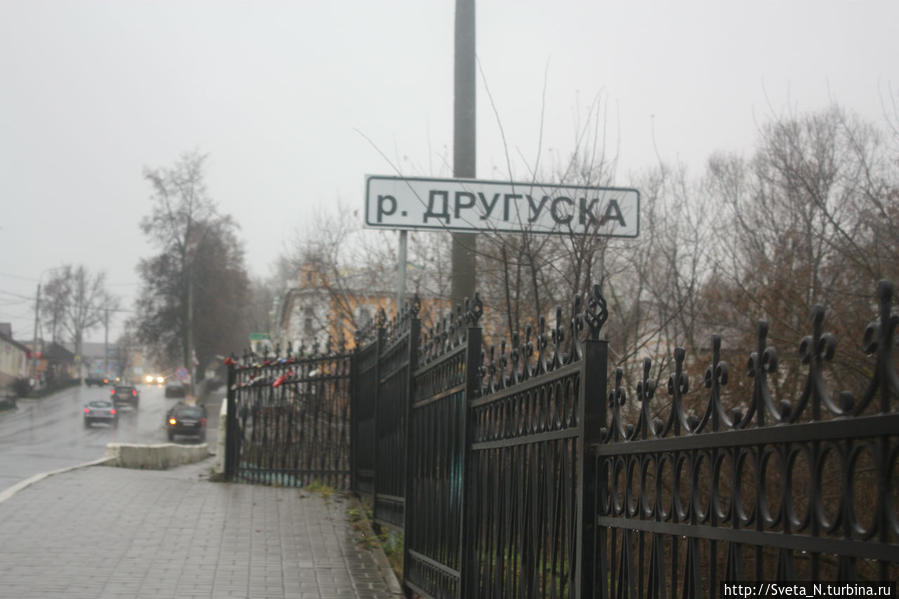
xmin=225 ymin=280 xmax=898 ymax=598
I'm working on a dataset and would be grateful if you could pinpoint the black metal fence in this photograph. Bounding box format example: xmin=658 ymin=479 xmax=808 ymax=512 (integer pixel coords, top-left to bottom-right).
xmin=226 ymin=280 xmax=898 ymax=598
xmin=225 ymin=347 xmax=353 ymax=489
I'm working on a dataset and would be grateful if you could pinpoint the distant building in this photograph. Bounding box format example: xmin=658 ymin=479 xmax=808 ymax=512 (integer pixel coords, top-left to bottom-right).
xmin=274 ymin=263 xmax=449 ymax=355
xmin=24 ymin=341 xmax=76 ymax=386
xmin=0 ymin=323 xmax=29 ymax=392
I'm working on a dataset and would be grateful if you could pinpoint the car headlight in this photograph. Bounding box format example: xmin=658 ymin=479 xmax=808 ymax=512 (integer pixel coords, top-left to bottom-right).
xmin=145 ymin=375 xmax=154 ymax=383
xmin=156 ymin=376 xmax=165 ymax=384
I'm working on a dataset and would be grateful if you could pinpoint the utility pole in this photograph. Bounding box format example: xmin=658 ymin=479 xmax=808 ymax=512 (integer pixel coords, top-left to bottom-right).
xmin=187 ymin=272 xmax=195 ymax=394
xmin=397 ymin=230 xmax=408 ymax=309
xmin=103 ymin=308 xmax=109 ymax=379
xmin=451 ymin=0 xmax=477 ymax=310
xmin=31 ymin=284 xmax=41 ymax=384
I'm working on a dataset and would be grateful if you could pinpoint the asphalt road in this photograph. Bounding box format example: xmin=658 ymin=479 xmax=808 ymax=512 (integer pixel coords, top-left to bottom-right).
xmin=0 ymin=383 xmax=221 ymax=493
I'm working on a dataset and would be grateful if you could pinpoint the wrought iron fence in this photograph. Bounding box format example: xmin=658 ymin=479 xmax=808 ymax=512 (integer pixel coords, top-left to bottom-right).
xmin=404 ymin=299 xmax=481 ymax=598
xmin=589 ymin=280 xmax=899 ymax=597
xmin=351 ymin=338 xmax=379 ymax=495
xmin=225 ymin=345 xmax=353 ymax=489
xmin=225 ymin=280 xmax=898 ymax=598
xmin=373 ymin=303 xmax=419 ymax=529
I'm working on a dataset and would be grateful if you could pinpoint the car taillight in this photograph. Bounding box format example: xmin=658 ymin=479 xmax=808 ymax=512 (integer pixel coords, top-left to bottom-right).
xmin=84 ymin=408 xmax=90 ymax=413
xmin=169 ymin=418 xmax=177 ymax=425
xmin=132 ymin=390 xmax=137 ymax=396
xmin=110 ymin=409 xmax=117 ymax=415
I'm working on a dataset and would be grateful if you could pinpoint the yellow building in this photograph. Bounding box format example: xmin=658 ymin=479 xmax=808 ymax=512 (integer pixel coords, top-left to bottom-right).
xmin=275 ymin=263 xmax=449 ymax=355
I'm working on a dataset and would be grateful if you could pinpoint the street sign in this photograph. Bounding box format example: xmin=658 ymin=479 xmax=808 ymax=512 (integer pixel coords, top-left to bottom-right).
xmin=365 ymin=175 xmax=639 ymax=237
xmin=175 ymin=367 xmax=190 ymax=382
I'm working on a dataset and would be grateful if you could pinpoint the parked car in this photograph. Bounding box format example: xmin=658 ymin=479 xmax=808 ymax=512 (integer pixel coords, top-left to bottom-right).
xmin=83 ymin=400 xmax=117 ymax=427
xmin=164 ymin=380 xmax=186 ymax=398
xmin=84 ymin=374 xmax=109 ymax=387
xmin=110 ymin=385 xmax=140 ymax=409
xmin=166 ymin=403 xmax=207 ymax=442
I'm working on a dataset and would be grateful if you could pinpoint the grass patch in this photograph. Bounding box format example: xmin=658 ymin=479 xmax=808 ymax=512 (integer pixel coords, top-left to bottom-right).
xmin=305 ymin=480 xmax=335 ymax=501
xmin=347 ymin=499 xmax=404 ymax=581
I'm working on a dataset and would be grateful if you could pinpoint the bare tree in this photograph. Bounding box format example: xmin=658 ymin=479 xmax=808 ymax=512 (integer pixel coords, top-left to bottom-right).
xmin=136 ymin=151 xmax=252 ymax=379
xmin=704 ymin=105 xmax=899 ymax=397
xmin=40 ymin=265 xmax=118 ymax=377
xmin=139 ymin=150 xmax=217 ymax=372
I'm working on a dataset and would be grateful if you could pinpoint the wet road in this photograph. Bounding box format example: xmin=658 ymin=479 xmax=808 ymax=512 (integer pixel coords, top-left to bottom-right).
xmin=0 ymin=384 xmax=220 ymax=493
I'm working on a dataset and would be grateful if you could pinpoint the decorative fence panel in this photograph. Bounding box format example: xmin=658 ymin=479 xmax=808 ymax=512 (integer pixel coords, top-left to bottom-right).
xmin=225 ymin=349 xmax=353 ymax=489
xmin=373 ymin=307 xmax=420 ymax=529
xmin=224 ymin=280 xmax=898 ymax=598
xmin=588 ymin=281 xmax=899 ymax=598
xmin=463 ymin=298 xmax=608 ymax=599
xmin=352 ymin=339 xmax=379 ymax=496
xmin=403 ymin=304 xmax=481 ymax=599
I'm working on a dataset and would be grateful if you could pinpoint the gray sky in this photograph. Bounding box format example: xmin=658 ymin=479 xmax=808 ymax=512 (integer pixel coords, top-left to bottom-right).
xmin=1 ymin=0 xmax=897 ymax=342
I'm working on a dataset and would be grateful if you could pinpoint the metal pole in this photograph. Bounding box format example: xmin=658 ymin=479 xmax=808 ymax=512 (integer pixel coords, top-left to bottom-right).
xmin=31 ymin=284 xmax=40 ymax=384
xmin=397 ymin=230 xmax=408 ymax=309
xmin=103 ymin=308 xmax=109 ymax=380
xmin=451 ymin=0 xmax=477 ymax=309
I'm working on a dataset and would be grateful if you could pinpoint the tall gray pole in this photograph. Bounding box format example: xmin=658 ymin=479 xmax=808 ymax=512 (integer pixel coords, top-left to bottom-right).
xmin=103 ymin=308 xmax=109 ymax=379
xmin=397 ymin=230 xmax=408 ymax=309
xmin=451 ymin=0 xmax=477 ymax=310
xmin=31 ymin=284 xmax=40 ymax=383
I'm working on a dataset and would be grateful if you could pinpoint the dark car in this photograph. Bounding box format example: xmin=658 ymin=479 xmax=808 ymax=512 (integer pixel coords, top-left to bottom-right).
xmin=83 ymin=400 xmax=118 ymax=427
xmin=164 ymin=380 xmax=186 ymax=398
xmin=84 ymin=374 xmax=109 ymax=387
xmin=110 ymin=385 xmax=140 ymax=409
xmin=166 ymin=403 xmax=207 ymax=442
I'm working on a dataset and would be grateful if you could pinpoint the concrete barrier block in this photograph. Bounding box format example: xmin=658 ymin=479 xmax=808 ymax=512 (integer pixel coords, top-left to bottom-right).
xmin=106 ymin=442 xmax=212 ymax=470
xmin=214 ymin=398 xmax=227 ymax=475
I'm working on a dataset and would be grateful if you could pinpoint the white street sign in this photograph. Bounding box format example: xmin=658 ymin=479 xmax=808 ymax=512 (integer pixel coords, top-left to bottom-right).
xmin=364 ymin=175 xmax=639 ymax=237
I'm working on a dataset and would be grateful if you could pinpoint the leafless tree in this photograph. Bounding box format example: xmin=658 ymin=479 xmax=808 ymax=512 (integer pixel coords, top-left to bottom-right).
xmin=40 ymin=264 xmax=118 ymax=376
xmin=704 ymin=105 xmax=899 ymax=398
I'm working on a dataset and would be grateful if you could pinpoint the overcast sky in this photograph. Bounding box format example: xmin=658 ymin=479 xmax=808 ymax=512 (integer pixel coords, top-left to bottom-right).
xmin=1 ymin=0 xmax=896 ymax=343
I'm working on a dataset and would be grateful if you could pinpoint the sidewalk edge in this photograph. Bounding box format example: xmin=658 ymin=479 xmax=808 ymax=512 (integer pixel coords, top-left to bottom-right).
xmin=345 ymin=495 xmax=405 ymax=597
xmin=0 ymin=456 xmax=115 ymax=504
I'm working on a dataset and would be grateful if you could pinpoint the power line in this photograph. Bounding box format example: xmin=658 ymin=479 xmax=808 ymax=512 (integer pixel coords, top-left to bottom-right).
xmin=0 ymin=299 xmax=29 ymax=307
xmin=0 ymin=271 xmax=39 ymax=282
xmin=0 ymin=289 xmax=34 ymax=300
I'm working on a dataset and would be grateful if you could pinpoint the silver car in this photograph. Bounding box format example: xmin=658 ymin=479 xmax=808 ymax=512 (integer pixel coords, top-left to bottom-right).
xmin=83 ymin=400 xmax=118 ymax=428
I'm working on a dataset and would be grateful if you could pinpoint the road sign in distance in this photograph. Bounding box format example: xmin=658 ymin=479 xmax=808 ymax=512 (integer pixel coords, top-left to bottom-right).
xmin=365 ymin=175 xmax=639 ymax=237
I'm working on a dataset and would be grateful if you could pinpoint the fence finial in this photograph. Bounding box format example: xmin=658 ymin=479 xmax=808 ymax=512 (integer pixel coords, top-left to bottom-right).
xmin=585 ymin=284 xmax=609 ymax=340
xmin=466 ymin=292 xmax=484 ymax=325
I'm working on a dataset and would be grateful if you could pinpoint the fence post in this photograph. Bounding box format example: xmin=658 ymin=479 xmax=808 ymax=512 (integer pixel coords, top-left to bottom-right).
xmin=578 ymin=286 xmax=608 ymax=598
xmin=459 ymin=319 xmax=482 ymax=599
xmin=350 ymin=345 xmax=358 ymax=494
xmin=224 ymin=359 xmax=237 ymax=480
xmin=401 ymin=309 xmax=421 ymax=597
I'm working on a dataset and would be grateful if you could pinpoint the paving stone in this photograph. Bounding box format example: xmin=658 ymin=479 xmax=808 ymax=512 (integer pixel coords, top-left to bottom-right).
xmin=0 ymin=462 xmax=400 ymax=598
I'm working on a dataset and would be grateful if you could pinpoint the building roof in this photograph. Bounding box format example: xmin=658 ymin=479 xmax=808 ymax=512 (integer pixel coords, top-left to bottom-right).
xmin=43 ymin=342 xmax=75 ymax=363
xmin=0 ymin=323 xmax=30 ymax=353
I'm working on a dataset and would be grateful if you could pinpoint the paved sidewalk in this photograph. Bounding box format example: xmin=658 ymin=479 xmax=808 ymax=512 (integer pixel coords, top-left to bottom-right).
xmin=0 ymin=459 xmax=401 ymax=599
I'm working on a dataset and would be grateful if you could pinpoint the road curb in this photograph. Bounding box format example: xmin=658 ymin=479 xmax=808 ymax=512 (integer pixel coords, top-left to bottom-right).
xmin=0 ymin=456 xmax=115 ymax=504
xmin=345 ymin=495 xmax=405 ymax=597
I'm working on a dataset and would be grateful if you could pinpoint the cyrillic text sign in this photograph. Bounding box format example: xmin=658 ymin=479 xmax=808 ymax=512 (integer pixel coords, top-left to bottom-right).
xmin=364 ymin=175 xmax=639 ymax=237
